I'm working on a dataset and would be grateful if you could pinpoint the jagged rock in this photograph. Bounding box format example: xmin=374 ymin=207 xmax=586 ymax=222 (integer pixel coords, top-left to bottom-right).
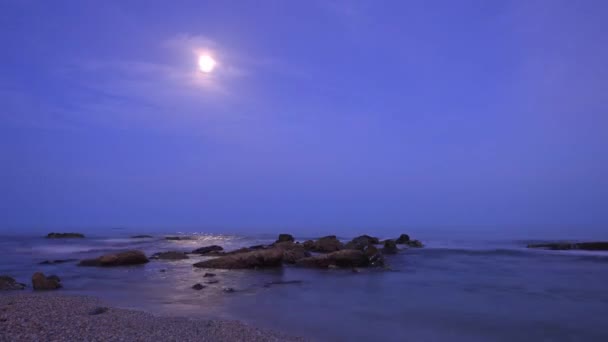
xmin=39 ymin=259 xmax=78 ymax=265
xmin=150 ymin=251 xmax=189 ymax=260
xmin=79 ymin=250 xmax=149 ymax=267
xmin=395 ymin=234 xmax=410 ymax=244
xmin=382 ymin=240 xmax=398 ymax=254
xmin=527 ymin=241 xmax=608 ymax=251
xmin=31 ymin=272 xmax=61 ymax=290
xmin=274 ymin=241 xmax=311 ymax=264
xmin=191 ymin=245 xmax=224 ymax=255
xmin=295 ymin=250 xmax=370 ymax=268
xmin=0 ymin=276 xmax=26 ymax=291
xmin=193 ymin=248 xmax=284 ymax=269
xmin=308 ymin=235 xmax=343 ymax=253
xmin=46 ymin=232 xmax=84 ymax=239
xmin=276 ymin=234 xmax=295 ymax=243
xmin=344 ymin=235 xmax=380 ymax=250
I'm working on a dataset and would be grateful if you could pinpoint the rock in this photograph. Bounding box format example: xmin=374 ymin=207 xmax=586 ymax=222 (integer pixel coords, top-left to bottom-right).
xmin=205 ymin=279 xmax=219 ymax=284
xmin=193 ymin=248 xmax=284 ymax=269
xmin=395 ymin=234 xmax=410 ymax=244
xmin=0 ymin=276 xmax=26 ymax=291
xmin=344 ymin=235 xmax=380 ymax=250
xmin=89 ymin=307 xmax=109 ymax=315
xmin=224 ymin=247 xmax=252 ymax=255
xmin=407 ymin=240 xmax=424 ymax=248
xmin=264 ymin=280 xmax=303 ymax=287
xmin=31 ymin=272 xmax=62 ymax=290
xmin=165 ymin=236 xmax=192 ymax=241
xmin=303 ymin=240 xmax=315 ymax=250
xmin=363 ymin=245 xmax=384 ymax=266
xmin=296 ymin=250 xmax=370 ymax=268
xmin=309 ymin=235 xmax=343 ymax=253
xmin=352 ymin=268 xmax=361 ymax=273
xmin=46 ymin=232 xmax=84 ymax=239
xmin=39 ymin=259 xmax=78 ymax=265
xmin=203 ymin=273 xmax=216 ymax=277
xmin=131 ymin=235 xmax=153 ymax=238
xmin=192 ymin=283 xmax=205 ymax=290
xmin=274 ymin=242 xmax=310 ymax=264
xmin=79 ymin=250 xmax=149 ymax=267
xmin=249 ymin=244 xmax=268 ymax=250
xmin=527 ymin=241 xmax=608 ymax=251
xmin=159 ymin=269 xmax=167 ymax=273
xmin=191 ymin=245 xmax=224 ymax=255
xmin=382 ymin=240 xmax=398 ymax=254
xmin=150 ymin=251 xmax=189 ymax=260
xmin=276 ymin=234 xmax=295 ymax=243
xmin=47 ymin=275 xmax=61 ymax=283
xmin=222 ymin=287 xmax=235 ymax=293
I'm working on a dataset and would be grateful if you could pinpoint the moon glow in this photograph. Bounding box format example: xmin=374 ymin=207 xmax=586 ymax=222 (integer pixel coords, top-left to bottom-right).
xmin=198 ymin=55 xmax=216 ymax=73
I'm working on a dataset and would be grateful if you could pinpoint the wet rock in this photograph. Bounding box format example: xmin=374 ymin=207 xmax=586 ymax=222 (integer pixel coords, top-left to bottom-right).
xmin=248 ymin=244 xmax=267 ymax=250
xmin=296 ymin=250 xmax=370 ymax=268
xmin=89 ymin=307 xmax=109 ymax=315
xmin=131 ymin=235 xmax=153 ymax=238
xmin=165 ymin=236 xmax=193 ymax=241
xmin=46 ymin=232 xmax=84 ymax=239
xmin=193 ymin=248 xmax=284 ymax=269
xmin=192 ymin=283 xmax=205 ymax=290
xmin=308 ymin=235 xmax=343 ymax=253
xmin=407 ymin=240 xmax=424 ymax=248
xmin=0 ymin=276 xmax=26 ymax=291
xmin=205 ymin=279 xmax=219 ymax=284
xmin=395 ymin=234 xmax=410 ymax=244
xmin=39 ymin=259 xmax=78 ymax=265
xmin=364 ymin=245 xmax=384 ymax=266
xmin=303 ymin=240 xmax=315 ymax=250
xmin=224 ymin=247 xmax=252 ymax=255
xmin=191 ymin=245 xmax=224 ymax=255
xmin=203 ymin=273 xmax=216 ymax=277
xmin=32 ymin=272 xmax=61 ymax=290
xmin=344 ymin=235 xmax=380 ymax=250
xmin=382 ymin=240 xmax=398 ymax=254
xmin=527 ymin=241 xmax=608 ymax=251
xmin=276 ymin=234 xmax=295 ymax=243
xmin=79 ymin=250 xmax=149 ymax=267
xmin=274 ymin=242 xmax=310 ymax=264
xmin=150 ymin=251 xmax=189 ymax=260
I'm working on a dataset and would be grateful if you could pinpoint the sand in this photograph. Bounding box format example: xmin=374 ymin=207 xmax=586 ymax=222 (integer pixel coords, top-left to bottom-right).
xmin=0 ymin=293 xmax=305 ymax=342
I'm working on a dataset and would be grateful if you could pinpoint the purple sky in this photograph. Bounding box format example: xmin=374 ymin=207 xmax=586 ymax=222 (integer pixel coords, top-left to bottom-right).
xmin=1 ymin=1 xmax=607 ymax=236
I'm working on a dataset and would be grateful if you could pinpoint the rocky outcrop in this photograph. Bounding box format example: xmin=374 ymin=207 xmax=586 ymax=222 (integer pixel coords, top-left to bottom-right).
xmin=31 ymin=272 xmax=61 ymax=290
xmin=79 ymin=250 xmax=149 ymax=267
xmin=305 ymin=235 xmax=343 ymax=253
xmin=193 ymin=248 xmax=284 ymax=269
xmin=395 ymin=234 xmax=410 ymax=244
xmin=382 ymin=240 xmax=398 ymax=254
xmin=150 ymin=251 xmax=189 ymax=260
xmin=191 ymin=245 xmax=224 ymax=255
xmin=39 ymin=259 xmax=78 ymax=265
xmin=276 ymin=234 xmax=295 ymax=243
xmin=527 ymin=242 xmax=608 ymax=251
xmin=165 ymin=236 xmax=193 ymax=241
xmin=363 ymin=245 xmax=384 ymax=266
xmin=0 ymin=276 xmax=26 ymax=291
xmin=274 ymin=241 xmax=311 ymax=264
xmin=407 ymin=240 xmax=423 ymax=248
xmin=131 ymin=235 xmax=153 ymax=238
xmin=296 ymin=250 xmax=370 ymax=268
xmin=46 ymin=232 xmax=84 ymax=239
xmin=344 ymin=235 xmax=380 ymax=250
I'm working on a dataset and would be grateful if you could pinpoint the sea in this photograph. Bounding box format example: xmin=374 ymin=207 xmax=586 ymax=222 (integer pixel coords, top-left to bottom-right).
xmin=1 ymin=229 xmax=607 ymax=341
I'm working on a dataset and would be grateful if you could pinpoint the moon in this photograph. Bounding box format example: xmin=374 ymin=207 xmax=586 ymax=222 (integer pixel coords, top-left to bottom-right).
xmin=198 ymin=55 xmax=216 ymax=73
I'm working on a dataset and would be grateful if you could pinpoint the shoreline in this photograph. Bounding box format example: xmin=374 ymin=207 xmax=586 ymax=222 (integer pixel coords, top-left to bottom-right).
xmin=0 ymin=293 xmax=305 ymax=342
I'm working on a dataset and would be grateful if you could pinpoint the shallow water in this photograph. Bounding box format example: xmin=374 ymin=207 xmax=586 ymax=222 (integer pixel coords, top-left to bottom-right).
xmin=1 ymin=232 xmax=607 ymax=341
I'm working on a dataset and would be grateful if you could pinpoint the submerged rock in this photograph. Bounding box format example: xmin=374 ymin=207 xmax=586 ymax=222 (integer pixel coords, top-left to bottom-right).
xmin=0 ymin=276 xmax=26 ymax=291
xmin=79 ymin=250 xmax=149 ymax=267
xmin=46 ymin=232 xmax=84 ymax=239
xmin=222 ymin=287 xmax=235 ymax=293
xmin=165 ymin=236 xmax=192 ymax=241
xmin=31 ymin=272 xmax=61 ymax=290
xmin=191 ymin=245 xmax=224 ymax=255
xmin=150 ymin=251 xmax=189 ymax=260
xmin=296 ymin=250 xmax=370 ymax=268
xmin=39 ymin=259 xmax=78 ymax=265
xmin=205 ymin=279 xmax=219 ymax=284
xmin=527 ymin=242 xmax=608 ymax=251
xmin=131 ymin=235 xmax=153 ymax=239
xmin=264 ymin=280 xmax=303 ymax=287
xmin=193 ymin=248 xmax=284 ymax=269
xmin=192 ymin=283 xmax=205 ymax=290
xmin=344 ymin=235 xmax=380 ymax=250
xmin=395 ymin=234 xmax=410 ymax=244
xmin=382 ymin=240 xmax=398 ymax=254
xmin=276 ymin=234 xmax=295 ymax=243
xmin=203 ymin=272 xmax=216 ymax=277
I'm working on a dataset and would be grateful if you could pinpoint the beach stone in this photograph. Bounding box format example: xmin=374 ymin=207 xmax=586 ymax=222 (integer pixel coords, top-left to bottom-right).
xmin=191 ymin=245 xmax=224 ymax=255
xmin=344 ymin=235 xmax=380 ymax=250
xmin=79 ymin=250 xmax=149 ymax=267
xmin=382 ymin=240 xmax=398 ymax=254
xmin=31 ymin=272 xmax=61 ymax=290
xmin=150 ymin=251 xmax=189 ymax=260
xmin=131 ymin=235 xmax=153 ymax=238
xmin=395 ymin=234 xmax=410 ymax=244
xmin=39 ymin=259 xmax=78 ymax=265
xmin=46 ymin=232 xmax=84 ymax=239
xmin=0 ymin=276 xmax=26 ymax=291
xmin=193 ymin=248 xmax=284 ymax=269
xmin=310 ymin=235 xmax=343 ymax=253
xmin=192 ymin=283 xmax=205 ymax=290
xmin=276 ymin=234 xmax=295 ymax=243
xmin=203 ymin=273 xmax=216 ymax=277
xmin=296 ymin=250 xmax=370 ymax=268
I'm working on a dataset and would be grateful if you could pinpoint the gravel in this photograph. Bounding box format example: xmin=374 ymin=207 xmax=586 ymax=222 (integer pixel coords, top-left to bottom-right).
xmin=0 ymin=293 xmax=305 ymax=342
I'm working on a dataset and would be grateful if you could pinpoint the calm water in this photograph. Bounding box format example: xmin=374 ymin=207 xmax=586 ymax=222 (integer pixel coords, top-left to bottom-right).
xmin=1 ymin=231 xmax=607 ymax=341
